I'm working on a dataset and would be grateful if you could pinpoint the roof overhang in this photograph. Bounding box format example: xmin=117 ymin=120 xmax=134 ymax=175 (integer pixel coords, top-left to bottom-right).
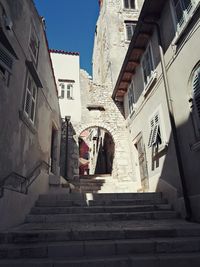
xmin=112 ymin=0 xmax=166 ymax=101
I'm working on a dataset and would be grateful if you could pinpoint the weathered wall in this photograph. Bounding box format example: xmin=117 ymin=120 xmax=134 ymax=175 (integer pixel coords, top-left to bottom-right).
xmin=93 ymin=0 xmax=144 ymax=89
xmin=121 ymin=0 xmax=200 ymax=218
xmin=71 ymin=70 xmax=138 ymax=192
xmin=0 ymin=0 xmax=61 ymax=230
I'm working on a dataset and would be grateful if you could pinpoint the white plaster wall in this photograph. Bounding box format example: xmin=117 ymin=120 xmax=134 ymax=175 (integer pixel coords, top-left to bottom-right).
xmin=50 ymin=52 xmax=81 ymax=122
xmin=122 ymin=0 xmax=200 ymax=217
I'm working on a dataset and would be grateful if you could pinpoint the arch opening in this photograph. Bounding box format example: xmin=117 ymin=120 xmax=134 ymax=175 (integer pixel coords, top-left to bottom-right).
xmin=78 ymin=126 xmax=115 ymax=175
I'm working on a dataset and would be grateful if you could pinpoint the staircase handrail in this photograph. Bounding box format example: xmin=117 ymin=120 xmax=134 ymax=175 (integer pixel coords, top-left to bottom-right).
xmin=0 ymin=160 xmax=50 ymax=197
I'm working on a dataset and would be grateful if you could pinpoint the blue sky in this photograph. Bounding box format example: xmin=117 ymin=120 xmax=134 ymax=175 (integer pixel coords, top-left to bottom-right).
xmin=34 ymin=0 xmax=99 ymax=75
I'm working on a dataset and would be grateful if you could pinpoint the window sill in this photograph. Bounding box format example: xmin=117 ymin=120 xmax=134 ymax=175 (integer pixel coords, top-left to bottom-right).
xmin=123 ymin=8 xmax=138 ymax=12
xmin=190 ymin=140 xmax=200 ymax=152
xmin=19 ymin=110 xmax=37 ymax=134
xmin=142 ymin=71 xmax=157 ymax=97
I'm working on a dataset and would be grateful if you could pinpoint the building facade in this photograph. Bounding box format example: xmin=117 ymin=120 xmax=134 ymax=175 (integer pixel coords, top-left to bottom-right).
xmin=50 ymin=50 xmax=81 ymax=122
xmin=69 ymin=0 xmax=145 ymax=192
xmin=113 ymin=0 xmax=200 ymax=220
xmin=0 ymin=0 xmax=61 ymax=230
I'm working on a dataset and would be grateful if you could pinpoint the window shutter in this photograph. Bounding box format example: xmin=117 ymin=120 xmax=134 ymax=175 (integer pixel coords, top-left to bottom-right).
xmin=151 ymin=124 xmax=159 ymax=146
xmin=148 ymin=114 xmax=161 ymax=147
xmin=61 ymin=90 xmax=65 ymax=98
xmin=175 ymin=1 xmax=185 ymax=27
xmin=148 ymin=118 xmax=155 ymax=147
xmin=184 ymin=0 xmax=193 ymax=14
xmin=126 ymin=24 xmax=133 ymax=40
xmin=193 ymin=72 xmax=200 ymax=120
xmin=0 ymin=46 xmax=13 ymax=71
xmin=174 ymin=0 xmax=194 ymax=30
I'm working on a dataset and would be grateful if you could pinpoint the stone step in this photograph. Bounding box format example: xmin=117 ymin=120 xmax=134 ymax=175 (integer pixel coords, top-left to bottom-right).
xmin=30 ymin=204 xmax=172 ymax=215
xmin=36 ymin=200 xmax=88 ymax=207
xmin=1 ymin=237 xmax=200 ymax=259
xmin=0 ymin=252 xmax=200 ymax=266
xmin=25 ymin=210 xmax=177 ymax=223
xmin=72 ymin=179 xmax=105 ymax=184
xmin=35 ymin=198 xmax=167 ymax=208
xmin=38 ymin=192 xmax=162 ymax=202
xmin=92 ymin=192 xmax=162 ymax=200
xmin=38 ymin=193 xmax=86 ymax=202
xmin=77 ymin=174 xmax=111 ymax=180
xmin=88 ymin=198 xmax=167 ymax=206
xmin=76 ymin=186 xmax=103 ymax=191
xmin=2 ymin=219 xmax=200 ymax=244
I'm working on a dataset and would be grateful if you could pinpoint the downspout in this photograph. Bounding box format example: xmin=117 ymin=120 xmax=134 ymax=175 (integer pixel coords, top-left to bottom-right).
xmin=144 ymin=20 xmax=192 ymax=221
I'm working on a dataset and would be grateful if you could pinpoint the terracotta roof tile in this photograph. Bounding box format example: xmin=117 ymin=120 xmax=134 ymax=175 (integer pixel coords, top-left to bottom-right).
xmin=49 ymin=49 xmax=79 ymax=56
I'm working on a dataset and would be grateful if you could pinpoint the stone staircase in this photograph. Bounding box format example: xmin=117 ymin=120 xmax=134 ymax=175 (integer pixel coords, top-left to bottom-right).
xmin=1 ymin=192 xmax=200 ymax=266
xmin=70 ymin=174 xmax=107 ymax=193
xmin=70 ymin=174 xmax=136 ymax=193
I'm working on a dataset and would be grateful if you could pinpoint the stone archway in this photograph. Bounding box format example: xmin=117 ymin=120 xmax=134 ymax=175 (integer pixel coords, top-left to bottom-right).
xmin=68 ymin=121 xmax=137 ymax=192
xmin=78 ymin=126 xmax=115 ymax=176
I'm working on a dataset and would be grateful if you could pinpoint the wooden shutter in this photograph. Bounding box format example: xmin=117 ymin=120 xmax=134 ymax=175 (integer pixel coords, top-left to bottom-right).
xmin=148 ymin=114 xmax=160 ymax=147
xmin=193 ymin=72 xmax=200 ymax=120
xmin=126 ymin=24 xmax=133 ymax=40
xmin=0 ymin=46 xmax=13 ymax=72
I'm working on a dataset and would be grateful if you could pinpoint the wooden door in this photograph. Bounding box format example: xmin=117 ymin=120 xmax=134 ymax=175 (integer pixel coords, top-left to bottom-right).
xmin=135 ymin=136 xmax=149 ymax=191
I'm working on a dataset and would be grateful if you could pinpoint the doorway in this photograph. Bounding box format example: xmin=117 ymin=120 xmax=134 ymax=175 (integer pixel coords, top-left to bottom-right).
xmin=78 ymin=127 xmax=115 ymax=175
xmin=134 ymin=134 xmax=149 ymax=191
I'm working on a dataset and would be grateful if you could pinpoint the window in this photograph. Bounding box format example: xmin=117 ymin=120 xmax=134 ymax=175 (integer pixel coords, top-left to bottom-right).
xmin=148 ymin=113 xmax=162 ymax=147
xmin=58 ymin=82 xmax=73 ymax=99
xmin=173 ymin=0 xmax=196 ymax=31
xmin=24 ymin=73 xmax=37 ymax=123
xmin=59 ymin=83 xmax=65 ymax=98
xmin=128 ymin=82 xmax=135 ymax=114
xmin=67 ymin=84 xmax=73 ymax=99
xmin=29 ymin=25 xmax=39 ymax=63
xmin=0 ymin=43 xmax=13 ymax=85
xmin=142 ymin=44 xmax=154 ymax=87
xmin=192 ymin=68 xmax=200 ymax=131
xmin=124 ymin=0 xmax=136 ymax=9
xmin=125 ymin=21 xmax=136 ymax=41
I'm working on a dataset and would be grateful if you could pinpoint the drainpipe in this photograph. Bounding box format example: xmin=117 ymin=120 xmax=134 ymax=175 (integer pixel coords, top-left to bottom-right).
xmin=143 ymin=20 xmax=192 ymax=221
xmin=64 ymin=116 xmax=71 ymax=180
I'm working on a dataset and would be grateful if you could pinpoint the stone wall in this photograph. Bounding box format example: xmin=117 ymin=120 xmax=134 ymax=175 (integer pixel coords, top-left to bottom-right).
xmin=67 ymin=0 xmax=145 ymax=192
